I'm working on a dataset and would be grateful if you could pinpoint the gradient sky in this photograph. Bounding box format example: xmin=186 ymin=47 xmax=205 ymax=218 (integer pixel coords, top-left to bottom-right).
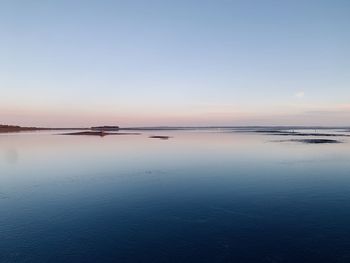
xmin=1 ymin=0 xmax=349 ymax=127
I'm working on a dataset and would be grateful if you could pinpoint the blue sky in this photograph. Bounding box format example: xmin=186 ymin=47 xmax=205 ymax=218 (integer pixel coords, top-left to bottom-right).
xmin=1 ymin=0 xmax=349 ymax=127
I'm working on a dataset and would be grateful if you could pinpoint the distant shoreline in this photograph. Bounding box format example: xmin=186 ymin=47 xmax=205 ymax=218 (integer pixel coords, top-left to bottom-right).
xmin=0 ymin=125 xmax=87 ymax=133
xmin=1 ymin=124 xmax=350 ymax=133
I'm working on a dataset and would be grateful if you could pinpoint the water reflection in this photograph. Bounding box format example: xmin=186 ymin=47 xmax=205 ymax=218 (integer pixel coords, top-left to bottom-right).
xmin=2 ymin=146 xmax=19 ymax=164
xmin=0 ymin=130 xmax=350 ymax=262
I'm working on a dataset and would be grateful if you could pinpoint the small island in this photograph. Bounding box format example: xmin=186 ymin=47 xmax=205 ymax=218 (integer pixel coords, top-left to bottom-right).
xmin=61 ymin=131 xmax=140 ymax=136
xmin=91 ymin=126 xmax=120 ymax=131
xmin=278 ymin=139 xmax=341 ymax=144
xmin=0 ymin=124 xmax=45 ymax=133
xmin=0 ymin=124 xmax=123 ymax=135
xmin=149 ymin=135 xmax=171 ymax=140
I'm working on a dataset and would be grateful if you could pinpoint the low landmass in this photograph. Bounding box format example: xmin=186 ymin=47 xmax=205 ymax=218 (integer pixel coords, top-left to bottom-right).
xmin=149 ymin=135 xmax=171 ymax=140
xmin=91 ymin=126 xmax=120 ymax=131
xmin=61 ymin=131 xmax=140 ymax=136
xmin=0 ymin=124 xmax=45 ymax=133
xmin=246 ymin=130 xmax=350 ymax=137
xmin=277 ymin=139 xmax=341 ymax=144
xmin=0 ymin=124 xmax=119 ymax=133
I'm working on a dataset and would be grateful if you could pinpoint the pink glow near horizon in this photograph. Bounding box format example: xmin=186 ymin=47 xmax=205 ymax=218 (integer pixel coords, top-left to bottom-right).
xmin=1 ymin=102 xmax=350 ymax=127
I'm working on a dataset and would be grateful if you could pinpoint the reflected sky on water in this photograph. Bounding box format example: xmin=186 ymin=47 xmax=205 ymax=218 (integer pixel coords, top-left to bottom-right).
xmin=1 ymin=130 xmax=350 ymax=262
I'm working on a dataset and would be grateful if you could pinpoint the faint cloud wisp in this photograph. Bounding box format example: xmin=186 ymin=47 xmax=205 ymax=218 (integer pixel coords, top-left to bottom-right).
xmin=295 ymin=91 xmax=305 ymax=99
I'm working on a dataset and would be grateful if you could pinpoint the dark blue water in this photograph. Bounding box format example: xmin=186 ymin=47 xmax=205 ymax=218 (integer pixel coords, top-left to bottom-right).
xmin=1 ymin=130 xmax=350 ymax=262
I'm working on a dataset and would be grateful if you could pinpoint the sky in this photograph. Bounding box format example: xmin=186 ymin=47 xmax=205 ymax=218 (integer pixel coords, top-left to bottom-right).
xmin=1 ymin=0 xmax=349 ymax=127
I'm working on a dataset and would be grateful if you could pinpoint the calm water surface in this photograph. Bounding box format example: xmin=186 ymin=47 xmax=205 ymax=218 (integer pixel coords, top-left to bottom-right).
xmin=1 ymin=130 xmax=350 ymax=262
